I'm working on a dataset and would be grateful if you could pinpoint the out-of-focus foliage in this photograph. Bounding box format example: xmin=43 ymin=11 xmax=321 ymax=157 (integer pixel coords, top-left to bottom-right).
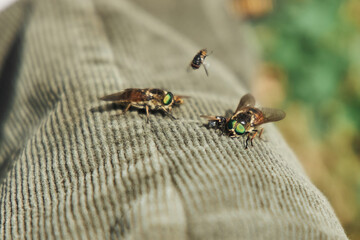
xmin=255 ymin=0 xmax=360 ymax=137
xmin=239 ymin=0 xmax=360 ymax=238
xmin=232 ymin=0 xmax=273 ymax=19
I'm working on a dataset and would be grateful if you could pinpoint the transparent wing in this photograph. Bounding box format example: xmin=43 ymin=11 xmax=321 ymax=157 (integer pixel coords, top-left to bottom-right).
xmin=99 ymin=88 xmax=145 ymax=102
xmin=235 ymin=93 xmax=255 ymax=112
xmin=255 ymin=108 xmax=286 ymax=125
xmin=99 ymin=91 xmax=127 ymax=101
xmin=224 ymin=109 xmax=233 ymax=118
xmin=203 ymin=62 xmax=209 ymax=76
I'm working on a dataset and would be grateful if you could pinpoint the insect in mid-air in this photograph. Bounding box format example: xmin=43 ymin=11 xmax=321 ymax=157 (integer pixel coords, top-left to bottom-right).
xmin=188 ymin=48 xmax=211 ymax=76
xmin=201 ymin=93 xmax=286 ymax=149
xmin=99 ymin=88 xmax=186 ymax=122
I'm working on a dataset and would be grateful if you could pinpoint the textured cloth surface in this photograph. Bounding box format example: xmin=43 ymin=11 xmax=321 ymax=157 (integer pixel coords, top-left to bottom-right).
xmin=0 ymin=0 xmax=348 ymax=239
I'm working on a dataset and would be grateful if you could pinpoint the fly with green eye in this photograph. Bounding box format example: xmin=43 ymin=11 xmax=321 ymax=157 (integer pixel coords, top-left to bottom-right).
xmin=99 ymin=88 xmax=186 ymax=122
xmin=201 ymin=93 xmax=286 ymax=149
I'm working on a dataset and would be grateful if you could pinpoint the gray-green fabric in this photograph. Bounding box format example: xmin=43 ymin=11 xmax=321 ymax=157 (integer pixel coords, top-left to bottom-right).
xmin=0 ymin=0 xmax=348 ymax=239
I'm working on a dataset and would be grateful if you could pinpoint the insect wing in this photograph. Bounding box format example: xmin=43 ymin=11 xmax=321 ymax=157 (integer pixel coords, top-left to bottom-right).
xmin=235 ymin=93 xmax=256 ymax=112
xmin=100 ymin=88 xmax=147 ymax=102
xmin=253 ymin=108 xmax=286 ymax=126
xmin=203 ymin=62 xmax=209 ymax=76
xmin=224 ymin=109 xmax=234 ymax=118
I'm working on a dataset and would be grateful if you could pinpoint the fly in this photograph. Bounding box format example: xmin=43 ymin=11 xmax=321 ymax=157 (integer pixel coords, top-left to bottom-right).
xmin=201 ymin=93 xmax=286 ymax=148
xmin=100 ymin=88 xmax=186 ymax=122
xmin=188 ymin=48 xmax=211 ymax=76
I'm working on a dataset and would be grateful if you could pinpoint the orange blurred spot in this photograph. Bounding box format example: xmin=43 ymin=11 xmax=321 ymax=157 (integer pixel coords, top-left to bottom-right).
xmin=231 ymin=0 xmax=273 ymax=19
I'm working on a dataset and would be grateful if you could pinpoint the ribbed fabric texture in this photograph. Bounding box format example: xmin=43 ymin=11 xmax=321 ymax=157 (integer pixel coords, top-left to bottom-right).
xmin=0 ymin=0 xmax=348 ymax=239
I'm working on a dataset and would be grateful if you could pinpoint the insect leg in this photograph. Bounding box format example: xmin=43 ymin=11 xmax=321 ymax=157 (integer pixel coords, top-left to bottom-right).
xmin=245 ymin=133 xmax=251 ymax=149
xmin=258 ymin=128 xmax=264 ymax=139
xmin=160 ymin=107 xmax=177 ymax=120
xmin=250 ymin=132 xmax=258 ymax=146
xmin=146 ymin=105 xmax=150 ymax=123
xmin=123 ymin=103 xmax=132 ymax=113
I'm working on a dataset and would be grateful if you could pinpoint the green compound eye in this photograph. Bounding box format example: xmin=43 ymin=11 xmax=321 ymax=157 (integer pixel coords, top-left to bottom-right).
xmin=235 ymin=123 xmax=245 ymax=135
xmin=227 ymin=120 xmax=237 ymax=130
xmin=163 ymin=92 xmax=173 ymax=105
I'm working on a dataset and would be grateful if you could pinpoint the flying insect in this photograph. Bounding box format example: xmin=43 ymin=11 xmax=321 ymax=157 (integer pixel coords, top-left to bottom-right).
xmin=188 ymin=48 xmax=211 ymax=76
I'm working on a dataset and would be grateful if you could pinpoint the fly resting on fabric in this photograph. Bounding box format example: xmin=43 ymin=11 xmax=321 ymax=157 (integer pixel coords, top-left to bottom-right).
xmin=201 ymin=93 xmax=286 ymax=149
xmin=100 ymin=88 xmax=187 ymax=122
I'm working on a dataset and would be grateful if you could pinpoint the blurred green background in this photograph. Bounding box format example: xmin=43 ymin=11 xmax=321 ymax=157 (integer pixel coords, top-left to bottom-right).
xmin=233 ymin=0 xmax=360 ymax=238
